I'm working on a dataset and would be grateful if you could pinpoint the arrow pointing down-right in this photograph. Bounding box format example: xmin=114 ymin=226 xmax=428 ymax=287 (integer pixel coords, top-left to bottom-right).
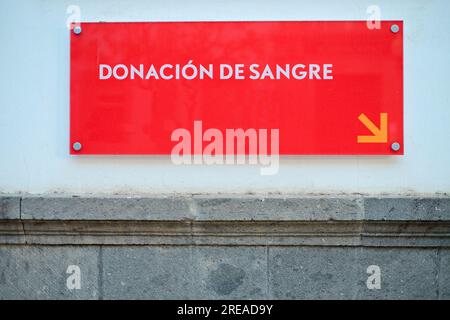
xmin=357 ymin=113 xmax=388 ymax=143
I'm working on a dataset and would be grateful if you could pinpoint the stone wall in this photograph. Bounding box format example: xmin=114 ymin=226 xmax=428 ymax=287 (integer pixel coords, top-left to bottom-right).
xmin=1 ymin=195 xmax=449 ymax=299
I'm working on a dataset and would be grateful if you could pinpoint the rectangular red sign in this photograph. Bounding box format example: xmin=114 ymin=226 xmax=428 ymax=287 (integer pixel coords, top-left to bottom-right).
xmin=70 ymin=21 xmax=403 ymax=155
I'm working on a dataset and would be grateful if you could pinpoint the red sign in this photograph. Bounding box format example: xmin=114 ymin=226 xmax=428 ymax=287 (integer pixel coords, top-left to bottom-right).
xmin=70 ymin=21 xmax=403 ymax=155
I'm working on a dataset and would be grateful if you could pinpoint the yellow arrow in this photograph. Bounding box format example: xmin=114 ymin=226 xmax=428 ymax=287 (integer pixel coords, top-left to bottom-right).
xmin=357 ymin=113 xmax=388 ymax=143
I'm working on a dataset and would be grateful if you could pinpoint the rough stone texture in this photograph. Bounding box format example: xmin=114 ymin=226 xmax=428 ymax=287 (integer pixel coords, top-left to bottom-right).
xmin=21 ymin=196 xmax=192 ymax=220
xmin=364 ymin=197 xmax=450 ymax=220
xmin=101 ymin=246 xmax=268 ymax=299
xmin=192 ymin=247 xmax=268 ymax=299
xmin=0 ymin=197 xmax=20 ymax=220
xmin=356 ymin=248 xmax=439 ymax=299
xmin=194 ymin=195 xmax=363 ymax=220
xmin=0 ymin=245 xmax=448 ymax=299
xmin=15 ymin=195 xmax=450 ymax=221
xmin=2 ymin=219 xmax=448 ymax=247
xmin=0 ymin=246 xmax=99 ymax=299
xmin=269 ymin=247 xmax=360 ymax=299
xmin=438 ymin=249 xmax=450 ymax=299
xmin=101 ymin=246 xmax=193 ymax=299
xmin=0 ymin=221 xmax=24 ymax=244
xmin=269 ymin=247 xmax=444 ymax=300
xmin=1 ymin=195 xmax=450 ymax=299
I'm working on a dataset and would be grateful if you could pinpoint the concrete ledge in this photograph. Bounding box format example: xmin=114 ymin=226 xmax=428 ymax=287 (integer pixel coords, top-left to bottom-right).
xmin=14 ymin=195 xmax=450 ymax=221
xmin=0 ymin=197 xmax=20 ymax=220
xmin=21 ymin=196 xmax=193 ymax=220
xmin=0 ymin=195 xmax=449 ymax=246
xmin=364 ymin=197 xmax=450 ymax=220
xmin=194 ymin=195 xmax=363 ymax=220
xmin=15 ymin=194 xmax=450 ymax=221
xmin=0 ymin=220 xmax=447 ymax=246
xmin=20 ymin=195 xmax=366 ymax=221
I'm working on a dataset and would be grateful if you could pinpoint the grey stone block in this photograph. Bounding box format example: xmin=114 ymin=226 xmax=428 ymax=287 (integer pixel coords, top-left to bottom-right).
xmin=268 ymin=247 xmax=360 ymax=299
xmin=0 ymin=246 xmax=99 ymax=300
xmin=356 ymin=248 xmax=439 ymax=299
xmin=364 ymin=197 xmax=450 ymax=220
xmin=0 ymin=197 xmax=20 ymax=220
xmin=192 ymin=247 xmax=268 ymax=299
xmin=16 ymin=195 xmax=450 ymax=222
xmin=269 ymin=247 xmax=440 ymax=299
xmin=101 ymin=246 xmax=268 ymax=299
xmin=0 ymin=245 xmax=446 ymax=299
xmin=21 ymin=196 xmax=192 ymax=220
xmin=438 ymin=249 xmax=450 ymax=299
xmin=101 ymin=246 xmax=193 ymax=299
xmin=194 ymin=195 xmax=363 ymax=220
xmin=269 ymin=247 xmax=442 ymax=299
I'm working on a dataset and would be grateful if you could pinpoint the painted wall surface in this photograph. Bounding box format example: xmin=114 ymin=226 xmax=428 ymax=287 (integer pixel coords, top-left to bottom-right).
xmin=0 ymin=0 xmax=449 ymax=194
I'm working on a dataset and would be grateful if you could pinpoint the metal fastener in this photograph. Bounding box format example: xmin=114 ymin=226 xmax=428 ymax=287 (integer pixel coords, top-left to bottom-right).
xmin=390 ymin=24 xmax=400 ymax=33
xmin=73 ymin=25 xmax=82 ymax=35
xmin=73 ymin=142 xmax=82 ymax=151
xmin=391 ymin=142 xmax=401 ymax=152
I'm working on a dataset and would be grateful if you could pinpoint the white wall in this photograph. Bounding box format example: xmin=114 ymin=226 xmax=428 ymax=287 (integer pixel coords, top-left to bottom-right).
xmin=0 ymin=0 xmax=449 ymax=195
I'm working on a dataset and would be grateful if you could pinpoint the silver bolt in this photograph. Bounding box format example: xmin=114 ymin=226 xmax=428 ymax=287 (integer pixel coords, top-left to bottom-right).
xmin=390 ymin=24 xmax=400 ymax=33
xmin=73 ymin=142 xmax=82 ymax=151
xmin=391 ymin=142 xmax=401 ymax=152
xmin=73 ymin=25 xmax=82 ymax=35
